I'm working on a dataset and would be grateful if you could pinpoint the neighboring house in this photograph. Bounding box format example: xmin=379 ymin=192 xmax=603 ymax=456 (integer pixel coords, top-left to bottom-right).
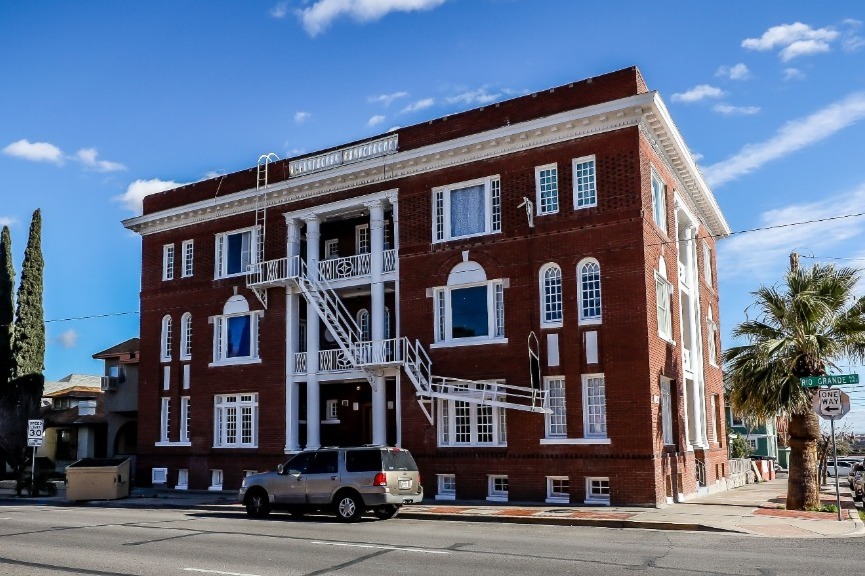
xmin=726 ymin=406 xmax=778 ymax=459
xmin=123 ymin=66 xmax=731 ymax=505
xmin=93 ymin=338 xmax=140 ymax=464
xmin=38 ymin=383 xmax=107 ymax=470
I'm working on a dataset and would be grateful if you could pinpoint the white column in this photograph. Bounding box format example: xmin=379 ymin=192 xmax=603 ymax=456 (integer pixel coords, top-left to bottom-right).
xmin=684 ymin=226 xmax=705 ymax=447
xmin=367 ymin=200 xmax=387 ymax=445
xmin=285 ymin=217 xmax=302 ymax=452
xmin=304 ymin=215 xmax=321 ymax=450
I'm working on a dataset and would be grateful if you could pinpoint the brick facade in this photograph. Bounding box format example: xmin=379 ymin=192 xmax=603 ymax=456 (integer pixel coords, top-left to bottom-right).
xmin=127 ymin=66 xmax=731 ymax=506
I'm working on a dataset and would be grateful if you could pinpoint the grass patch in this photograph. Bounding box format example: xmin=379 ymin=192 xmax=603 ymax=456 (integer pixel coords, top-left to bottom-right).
xmin=805 ymin=504 xmax=838 ymax=513
xmin=858 ymin=509 xmax=865 ymax=522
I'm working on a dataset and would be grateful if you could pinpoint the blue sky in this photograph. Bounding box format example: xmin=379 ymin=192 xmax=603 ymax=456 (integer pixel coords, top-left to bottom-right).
xmin=2 ymin=1 xmax=865 ymax=429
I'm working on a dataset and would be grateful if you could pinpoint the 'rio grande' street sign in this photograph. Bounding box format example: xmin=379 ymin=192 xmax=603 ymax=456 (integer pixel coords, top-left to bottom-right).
xmin=799 ymin=374 xmax=859 ymax=388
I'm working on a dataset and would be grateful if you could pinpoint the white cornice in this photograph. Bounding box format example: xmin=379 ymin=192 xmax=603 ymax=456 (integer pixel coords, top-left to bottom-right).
xmin=124 ymin=91 xmax=729 ymax=238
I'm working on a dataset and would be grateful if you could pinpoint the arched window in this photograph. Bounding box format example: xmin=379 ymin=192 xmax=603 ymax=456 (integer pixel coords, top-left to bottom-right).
xmin=357 ymin=309 xmax=371 ymax=341
xmin=180 ymin=312 xmax=193 ymax=360
xmin=433 ymin=260 xmax=505 ymax=343
xmin=540 ymin=263 xmax=563 ymax=326
xmin=578 ymin=259 xmax=602 ymax=324
xmin=213 ymin=295 xmax=261 ymax=364
xmin=161 ymin=315 xmax=173 ymax=362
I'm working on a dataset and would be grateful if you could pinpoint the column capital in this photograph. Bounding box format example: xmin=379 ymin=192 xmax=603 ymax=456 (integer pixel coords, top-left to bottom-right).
xmin=365 ymin=200 xmax=385 ymax=225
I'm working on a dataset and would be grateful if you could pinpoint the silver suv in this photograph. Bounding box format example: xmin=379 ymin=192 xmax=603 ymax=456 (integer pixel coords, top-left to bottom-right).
xmin=239 ymin=446 xmax=423 ymax=522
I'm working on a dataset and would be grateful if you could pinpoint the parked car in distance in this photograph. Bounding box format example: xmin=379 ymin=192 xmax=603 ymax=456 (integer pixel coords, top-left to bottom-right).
xmin=239 ymin=446 xmax=423 ymax=522
xmin=828 ymin=459 xmax=858 ymax=478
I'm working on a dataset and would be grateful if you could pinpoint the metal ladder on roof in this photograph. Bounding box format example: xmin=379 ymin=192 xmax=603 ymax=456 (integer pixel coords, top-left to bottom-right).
xmin=250 ymin=153 xmax=280 ymax=308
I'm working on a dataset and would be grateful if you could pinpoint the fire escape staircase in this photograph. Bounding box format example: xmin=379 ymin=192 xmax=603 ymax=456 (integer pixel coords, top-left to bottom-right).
xmin=246 ymin=255 xmax=550 ymax=423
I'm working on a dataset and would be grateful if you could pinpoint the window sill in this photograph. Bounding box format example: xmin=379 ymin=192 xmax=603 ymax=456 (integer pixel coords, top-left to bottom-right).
xmin=175 ymin=485 xmax=188 ymax=491
xmin=430 ymin=337 xmax=508 ymax=349
xmin=584 ymin=498 xmax=611 ymax=506
xmin=212 ymin=445 xmax=258 ymax=449
xmin=435 ymin=494 xmax=456 ymax=501
xmin=438 ymin=443 xmax=507 ymax=449
xmin=322 ymin=419 xmax=341 ymax=425
xmin=658 ymin=333 xmax=675 ymax=345
xmin=537 ymin=209 xmax=559 ymax=217
xmin=573 ymin=203 xmax=598 ymax=211
xmin=180 ymin=355 xmax=191 ymax=362
xmin=154 ymin=441 xmax=192 ymax=447
xmin=540 ymin=438 xmax=611 ymax=445
xmin=541 ymin=322 xmax=563 ymax=330
xmin=546 ymin=496 xmax=570 ymax=504
xmin=208 ymin=485 xmax=224 ymax=491
xmin=215 ymin=271 xmax=249 ymax=281
xmin=432 ymin=230 xmax=501 ymax=244
xmin=209 ymin=358 xmax=262 ymax=367
xmin=578 ymin=318 xmax=602 ymax=326
xmin=486 ymin=495 xmax=508 ymax=502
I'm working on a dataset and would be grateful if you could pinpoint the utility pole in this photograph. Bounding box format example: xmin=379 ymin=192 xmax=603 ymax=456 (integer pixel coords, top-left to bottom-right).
xmin=790 ymin=252 xmax=799 ymax=272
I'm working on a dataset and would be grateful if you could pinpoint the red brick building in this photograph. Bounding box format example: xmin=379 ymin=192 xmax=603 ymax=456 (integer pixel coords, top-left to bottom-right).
xmin=124 ymin=66 xmax=730 ymax=505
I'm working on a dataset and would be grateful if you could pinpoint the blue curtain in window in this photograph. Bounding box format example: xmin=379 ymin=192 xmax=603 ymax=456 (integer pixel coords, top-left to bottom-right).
xmin=227 ymin=316 xmax=251 ymax=357
xmin=450 ymin=185 xmax=485 ymax=237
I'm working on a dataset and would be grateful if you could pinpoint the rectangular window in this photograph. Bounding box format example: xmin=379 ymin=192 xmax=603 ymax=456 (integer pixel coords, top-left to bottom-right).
xmin=355 ymin=225 xmax=370 ymax=254
xmin=213 ymin=312 xmax=260 ymax=364
xmin=707 ymin=318 xmax=718 ymax=367
xmin=651 ymin=169 xmax=667 ymax=233
xmin=572 ymin=155 xmax=597 ymax=209
xmin=216 ymin=229 xmax=254 ymax=278
xmin=546 ymin=476 xmax=570 ymax=503
xmin=437 ymin=474 xmax=456 ymax=500
xmin=535 ymin=164 xmax=559 ymax=215
xmin=731 ymin=413 xmax=744 ymax=427
xmin=545 ymin=377 xmax=567 ymax=438
xmin=176 ymin=469 xmax=189 ymax=490
xmin=432 ymin=176 xmax=501 ymax=242
xmin=324 ymin=238 xmax=339 ymax=260
xmin=582 ymin=374 xmax=607 ymax=438
xmin=326 ymin=399 xmax=338 ymax=421
xmin=747 ymin=438 xmax=758 ymax=452
xmin=438 ymin=387 xmax=506 ymax=447
xmin=214 ymin=393 xmax=258 ymax=448
xmin=210 ymin=470 xmax=223 ymax=490
xmin=656 ymin=273 xmax=672 ymax=340
xmin=162 ymin=245 xmax=175 ymax=281
xmin=708 ymin=395 xmax=717 ymax=443
xmin=487 ymin=475 xmax=508 ymax=502
xmin=586 ymin=477 xmax=610 ymax=504
xmin=182 ymin=240 xmax=194 ymax=277
xmin=703 ymin=241 xmax=713 ymax=285
xmin=160 ymin=397 xmax=170 ymax=443
xmin=180 ymin=396 xmax=190 ymax=443
xmin=661 ymin=378 xmax=674 ymax=446
xmin=433 ymin=280 xmax=506 ymax=344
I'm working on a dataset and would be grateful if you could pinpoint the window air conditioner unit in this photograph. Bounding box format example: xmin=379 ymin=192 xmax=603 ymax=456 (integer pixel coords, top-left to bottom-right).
xmin=101 ymin=376 xmax=119 ymax=391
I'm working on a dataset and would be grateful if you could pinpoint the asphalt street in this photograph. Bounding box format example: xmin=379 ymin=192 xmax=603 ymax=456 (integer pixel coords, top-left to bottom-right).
xmin=0 ymin=505 xmax=862 ymax=575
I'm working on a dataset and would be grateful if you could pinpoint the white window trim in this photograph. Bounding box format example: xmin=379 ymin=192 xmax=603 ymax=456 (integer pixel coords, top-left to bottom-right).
xmin=209 ymin=470 xmax=223 ymax=491
xmin=582 ymin=373 xmax=607 ymax=440
xmin=355 ymin=224 xmax=370 ymax=254
xmin=437 ymin=390 xmax=507 ymax=448
xmin=175 ymin=469 xmax=189 ymax=491
xmin=544 ymin=376 xmax=567 ymax=439
xmin=325 ymin=399 xmax=339 ymax=422
xmin=162 ymin=244 xmax=175 ymax=281
xmin=707 ymin=310 xmax=719 ymax=367
xmin=539 ymin=437 xmax=611 ymax=445
xmin=180 ymin=312 xmax=192 ymax=361
xmin=535 ymin=163 xmax=559 ymax=216
xmin=655 ymin=270 xmax=674 ymax=343
xmin=487 ymin=475 xmax=509 ymax=502
xmin=210 ymin=311 xmax=263 ymax=367
xmin=180 ymin=396 xmax=190 ymax=443
xmin=572 ymin=155 xmax=597 ymax=210
xmin=159 ymin=397 xmax=170 ymax=443
xmin=213 ymin=393 xmax=259 ymax=448
xmin=702 ymin=241 xmax=713 ymax=286
xmin=539 ymin=263 xmax=563 ymax=328
xmin=432 ymin=279 xmax=506 ymax=346
xmin=436 ymin=474 xmax=456 ymax=501
xmin=650 ymin=168 xmax=668 ymax=234
xmin=660 ymin=377 xmax=674 ymax=446
xmin=214 ymin=226 xmax=257 ymax=280
xmin=585 ymin=477 xmax=611 ymax=505
xmin=577 ymin=258 xmax=602 ymax=325
xmin=546 ymin=476 xmax=570 ymax=504
xmin=181 ymin=240 xmax=194 ymax=278
xmin=160 ymin=315 xmax=172 ymax=363
xmin=431 ymin=175 xmax=501 ymax=243
xmin=324 ymin=238 xmax=339 ymax=260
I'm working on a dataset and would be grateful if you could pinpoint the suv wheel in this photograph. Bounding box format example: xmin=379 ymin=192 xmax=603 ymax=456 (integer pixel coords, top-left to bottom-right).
xmin=245 ymin=489 xmax=271 ymax=518
xmin=335 ymin=492 xmax=363 ymax=522
xmin=373 ymin=505 xmax=399 ymax=520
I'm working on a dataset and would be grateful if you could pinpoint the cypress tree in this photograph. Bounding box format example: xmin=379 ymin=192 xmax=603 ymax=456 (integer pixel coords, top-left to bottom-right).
xmin=0 ymin=226 xmax=13 ymax=385
xmin=11 ymin=210 xmax=44 ymax=379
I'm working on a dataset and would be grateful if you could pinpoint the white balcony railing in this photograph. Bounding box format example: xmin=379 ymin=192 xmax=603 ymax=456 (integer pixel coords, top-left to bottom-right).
xmin=383 ymin=248 xmax=396 ymax=273
xmin=292 ymin=338 xmax=404 ymax=374
xmin=294 ymin=352 xmax=307 ymax=374
xmin=288 ymin=134 xmax=398 ymax=178
xmin=319 ymin=253 xmax=371 ymax=281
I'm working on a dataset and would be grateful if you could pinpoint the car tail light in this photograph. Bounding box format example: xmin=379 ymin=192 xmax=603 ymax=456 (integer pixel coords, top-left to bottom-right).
xmin=373 ymin=472 xmax=387 ymax=486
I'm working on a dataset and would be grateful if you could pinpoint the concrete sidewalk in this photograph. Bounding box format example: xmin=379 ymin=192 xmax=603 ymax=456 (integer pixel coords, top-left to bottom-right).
xmin=0 ymin=477 xmax=861 ymax=538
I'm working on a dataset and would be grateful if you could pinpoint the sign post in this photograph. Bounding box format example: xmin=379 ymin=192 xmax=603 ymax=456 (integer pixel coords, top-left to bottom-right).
xmin=811 ymin=388 xmax=851 ymax=521
xmin=27 ymin=419 xmax=44 ymax=495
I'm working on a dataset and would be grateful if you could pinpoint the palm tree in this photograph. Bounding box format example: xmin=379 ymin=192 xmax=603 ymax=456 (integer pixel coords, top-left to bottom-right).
xmin=724 ymin=261 xmax=865 ymax=510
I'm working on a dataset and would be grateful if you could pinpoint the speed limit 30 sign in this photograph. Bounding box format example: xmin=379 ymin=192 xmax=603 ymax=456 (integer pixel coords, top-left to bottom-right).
xmin=27 ymin=419 xmax=44 ymax=447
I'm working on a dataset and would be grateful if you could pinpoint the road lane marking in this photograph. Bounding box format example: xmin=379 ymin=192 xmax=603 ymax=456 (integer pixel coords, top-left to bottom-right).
xmin=309 ymin=541 xmax=448 ymax=554
xmin=184 ymin=569 xmax=264 ymax=576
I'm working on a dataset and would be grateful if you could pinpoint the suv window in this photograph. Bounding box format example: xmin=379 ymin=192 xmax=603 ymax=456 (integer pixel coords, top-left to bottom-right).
xmin=383 ymin=450 xmax=418 ymax=471
xmin=307 ymin=451 xmax=339 ymax=474
xmin=345 ymin=449 xmax=382 ymax=472
xmin=285 ymin=452 xmax=314 ymax=474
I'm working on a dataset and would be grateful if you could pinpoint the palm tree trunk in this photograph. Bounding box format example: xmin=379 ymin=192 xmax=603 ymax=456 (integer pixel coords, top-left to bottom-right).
xmin=786 ymin=411 xmax=820 ymax=510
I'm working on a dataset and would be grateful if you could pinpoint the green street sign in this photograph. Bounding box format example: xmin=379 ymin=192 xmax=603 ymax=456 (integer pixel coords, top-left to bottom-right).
xmin=800 ymin=374 xmax=860 ymax=388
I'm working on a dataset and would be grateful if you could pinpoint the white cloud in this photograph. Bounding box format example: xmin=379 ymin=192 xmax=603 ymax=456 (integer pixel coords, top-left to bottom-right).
xmin=703 ymin=92 xmax=865 ymax=187
xmin=670 ymin=84 xmax=725 ymax=103
xmin=368 ymin=91 xmax=408 ymax=107
xmin=75 ymin=148 xmax=126 ymax=173
xmin=113 ymin=178 xmax=185 ymax=214
xmin=742 ymin=22 xmax=839 ymax=61
xmin=298 ymin=0 xmax=447 ymax=37
xmin=690 ymin=151 xmax=704 ymax=162
xmin=400 ymin=97 xmax=435 ymax=114
xmin=445 ymin=87 xmax=502 ymax=106
xmin=270 ymin=2 xmax=288 ymax=18
xmin=843 ymin=36 xmax=865 ymax=53
xmin=716 ymin=63 xmax=751 ymax=80
xmin=387 ymin=126 xmax=401 ymax=132
xmin=2 ymin=139 xmax=64 ymax=164
xmin=294 ymin=111 xmax=311 ymax=124
xmin=719 ymin=182 xmax=865 ymax=279
xmin=202 ymin=171 xmax=225 ymax=180
xmin=784 ymin=67 xmax=806 ymax=81
xmin=55 ymin=329 xmax=78 ymax=349
xmin=367 ymin=114 xmax=386 ymax=127
xmin=713 ymin=103 xmax=761 ymax=116
xmin=0 ymin=217 xmax=15 ymax=228
xmin=843 ymin=19 xmax=862 ymax=27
